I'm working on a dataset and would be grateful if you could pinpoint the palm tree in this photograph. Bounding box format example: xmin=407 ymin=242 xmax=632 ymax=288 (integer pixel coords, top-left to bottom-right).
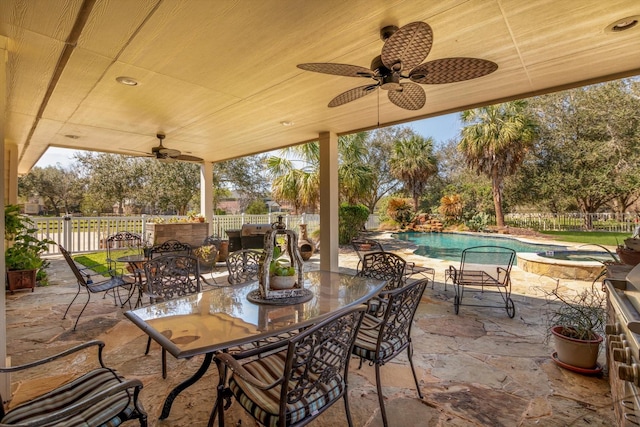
xmin=338 ymin=132 xmax=374 ymax=204
xmin=459 ymin=100 xmax=537 ymax=227
xmin=389 ymin=135 xmax=438 ymax=211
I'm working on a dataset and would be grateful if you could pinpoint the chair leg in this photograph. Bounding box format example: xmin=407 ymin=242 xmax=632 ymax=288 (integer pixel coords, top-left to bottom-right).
xmin=162 ymin=348 xmax=167 ymax=379
xmin=343 ymin=389 xmax=354 ymax=427
xmin=407 ymin=342 xmax=423 ymax=399
xmin=62 ymin=284 xmax=81 ymax=320
xmin=145 ymin=336 xmax=152 ymax=355
xmin=71 ymin=290 xmax=91 ymax=331
xmin=375 ymin=363 xmax=389 ymax=427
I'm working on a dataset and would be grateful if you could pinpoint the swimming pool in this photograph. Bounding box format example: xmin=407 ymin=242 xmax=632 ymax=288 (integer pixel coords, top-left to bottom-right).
xmin=394 ymin=231 xmax=567 ymax=262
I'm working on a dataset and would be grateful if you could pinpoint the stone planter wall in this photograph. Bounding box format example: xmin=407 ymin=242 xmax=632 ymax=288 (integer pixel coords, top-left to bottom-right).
xmin=147 ymin=222 xmax=209 ymax=248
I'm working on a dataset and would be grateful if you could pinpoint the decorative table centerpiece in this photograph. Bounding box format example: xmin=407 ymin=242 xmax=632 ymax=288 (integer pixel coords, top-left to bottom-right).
xmin=258 ymin=217 xmax=305 ymax=299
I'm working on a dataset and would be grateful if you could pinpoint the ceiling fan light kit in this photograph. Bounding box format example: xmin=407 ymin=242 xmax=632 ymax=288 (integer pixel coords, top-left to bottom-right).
xmin=297 ymin=21 xmax=497 ymax=110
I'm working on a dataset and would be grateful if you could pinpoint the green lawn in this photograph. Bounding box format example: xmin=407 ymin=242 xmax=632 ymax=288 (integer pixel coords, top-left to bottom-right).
xmin=73 ymin=252 xmax=131 ymax=277
xmin=539 ymin=230 xmax=628 ymax=247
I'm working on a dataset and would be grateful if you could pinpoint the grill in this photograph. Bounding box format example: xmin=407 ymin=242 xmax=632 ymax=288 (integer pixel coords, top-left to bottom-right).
xmin=240 ymin=223 xmax=273 ymax=250
xmin=604 ymin=263 xmax=640 ymax=426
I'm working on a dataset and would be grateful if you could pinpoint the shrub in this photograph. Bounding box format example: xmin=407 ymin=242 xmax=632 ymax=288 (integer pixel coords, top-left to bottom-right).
xmin=338 ymin=204 xmax=370 ymax=244
xmin=466 ymin=212 xmax=490 ymax=232
xmin=386 ymin=198 xmax=414 ymax=229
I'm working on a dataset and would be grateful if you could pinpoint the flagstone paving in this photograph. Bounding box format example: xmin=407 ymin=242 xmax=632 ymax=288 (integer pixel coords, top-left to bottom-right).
xmin=4 ymin=233 xmax=615 ymax=426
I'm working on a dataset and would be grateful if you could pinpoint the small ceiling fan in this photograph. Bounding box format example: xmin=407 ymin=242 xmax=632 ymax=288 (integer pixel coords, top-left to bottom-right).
xmin=126 ymin=133 xmax=203 ymax=162
xmin=297 ymin=22 xmax=498 ymax=110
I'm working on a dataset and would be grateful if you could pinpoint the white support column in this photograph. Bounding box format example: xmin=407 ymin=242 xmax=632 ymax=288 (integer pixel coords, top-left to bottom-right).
xmin=319 ymin=131 xmax=339 ymax=272
xmin=1 ymin=35 xmax=11 ymax=402
xmin=200 ymin=162 xmax=214 ymax=236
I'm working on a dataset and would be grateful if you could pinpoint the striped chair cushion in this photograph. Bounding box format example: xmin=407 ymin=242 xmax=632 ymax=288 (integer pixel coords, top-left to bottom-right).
xmin=352 ymin=315 xmax=408 ymax=361
xmin=229 ymin=351 xmax=344 ymax=427
xmin=2 ymin=368 xmax=136 ymax=427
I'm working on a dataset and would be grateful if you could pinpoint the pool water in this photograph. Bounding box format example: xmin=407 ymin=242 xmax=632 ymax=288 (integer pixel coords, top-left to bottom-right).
xmin=394 ymin=232 xmax=568 ymax=262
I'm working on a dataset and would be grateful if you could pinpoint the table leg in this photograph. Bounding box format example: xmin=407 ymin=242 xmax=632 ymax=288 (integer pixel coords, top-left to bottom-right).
xmin=160 ymin=352 xmax=214 ymax=419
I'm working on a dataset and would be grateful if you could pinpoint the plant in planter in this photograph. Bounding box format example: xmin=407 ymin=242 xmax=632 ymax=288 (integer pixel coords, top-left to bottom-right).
xmin=268 ymin=245 xmax=296 ymax=290
xmin=5 ymin=205 xmax=55 ymax=292
xmin=194 ymin=244 xmax=218 ymax=271
xmin=545 ymin=281 xmax=606 ymax=372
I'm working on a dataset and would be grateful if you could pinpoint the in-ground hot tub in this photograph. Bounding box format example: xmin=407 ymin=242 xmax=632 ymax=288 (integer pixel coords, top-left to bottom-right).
xmin=517 ymin=250 xmax=612 ymax=281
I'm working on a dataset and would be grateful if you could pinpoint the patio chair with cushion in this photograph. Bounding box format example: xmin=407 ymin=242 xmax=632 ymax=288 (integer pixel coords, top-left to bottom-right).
xmin=143 ymin=254 xmax=201 ymax=378
xmin=226 ymin=249 xmax=262 ymax=285
xmin=0 ymin=340 xmax=147 ymax=426
xmin=446 ymin=245 xmax=516 ymax=318
xmin=357 ymin=251 xmax=407 ymax=292
xmin=213 ymin=304 xmax=367 ymax=427
xmin=60 ymin=245 xmax=135 ymax=330
xmin=352 ymin=279 xmax=428 ymax=427
xmin=352 ymin=237 xmax=436 ymax=288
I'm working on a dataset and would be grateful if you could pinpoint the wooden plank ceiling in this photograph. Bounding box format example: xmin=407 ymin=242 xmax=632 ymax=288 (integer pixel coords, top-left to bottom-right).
xmin=1 ymin=0 xmax=639 ymax=174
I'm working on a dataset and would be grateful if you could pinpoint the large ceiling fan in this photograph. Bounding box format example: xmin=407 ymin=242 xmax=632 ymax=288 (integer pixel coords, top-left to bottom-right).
xmin=127 ymin=133 xmax=203 ymax=162
xmin=297 ymin=22 xmax=498 ymax=110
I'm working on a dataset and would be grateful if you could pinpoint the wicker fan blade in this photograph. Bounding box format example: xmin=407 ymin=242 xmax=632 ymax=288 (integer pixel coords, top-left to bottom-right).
xmin=381 ymin=22 xmax=433 ymax=72
xmin=387 ymin=82 xmax=425 ymax=110
xmin=328 ymin=84 xmax=379 ymax=107
xmin=174 ymin=154 xmax=203 ymax=162
xmin=409 ymin=57 xmax=498 ymax=84
xmin=297 ymin=63 xmax=375 ymax=78
xmin=157 ymin=147 xmax=181 ymax=157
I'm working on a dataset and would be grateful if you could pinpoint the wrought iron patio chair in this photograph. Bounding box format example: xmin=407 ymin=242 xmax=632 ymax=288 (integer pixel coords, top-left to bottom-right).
xmin=446 ymin=245 xmax=516 ymax=318
xmin=148 ymin=239 xmax=192 ymax=258
xmin=143 ymin=254 xmax=201 ymax=379
xmin=351 ymin=279 xmax=428 ymax=427
xmin=357 ymin=251 xmax=407 ymax=292
xmin=60 ymin=245 xmax=135 ymax=330
xmin=213 ymin=304 xmax=367 ymax=427
xmin=352 ymin=237 xmax=436 ymax=288
xmin=0 ymin=340 xmax=147 ymax=426
xmin=105 ymin=231 xmax=144 ymax=286
xmin=226 ymin=249 xmax=262 ymax=285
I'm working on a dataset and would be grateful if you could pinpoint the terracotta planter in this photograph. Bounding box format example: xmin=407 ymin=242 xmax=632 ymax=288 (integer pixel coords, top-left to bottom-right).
xmin=551 ymin=325 xmax=602 ymax=369
xmin=617 ymin=247 xmax=640 ymax=266
xmin=6 ymin=269 xmax=36 ymax=294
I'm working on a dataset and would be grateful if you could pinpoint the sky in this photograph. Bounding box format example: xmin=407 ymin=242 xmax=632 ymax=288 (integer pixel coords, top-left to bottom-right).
xmin=34 ymin=113 xmax=462 ymax=168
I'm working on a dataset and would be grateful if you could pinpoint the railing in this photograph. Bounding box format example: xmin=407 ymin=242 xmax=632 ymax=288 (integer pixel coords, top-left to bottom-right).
xmin=34 ymin=213 xmax=380 ymax=255
xmin=505 ymin=212 xmax=638 ymax=233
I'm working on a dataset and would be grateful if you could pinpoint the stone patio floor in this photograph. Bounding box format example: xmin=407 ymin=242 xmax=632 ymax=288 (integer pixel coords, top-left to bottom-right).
xmin=4 ymin=233 xmax=615 ymax=426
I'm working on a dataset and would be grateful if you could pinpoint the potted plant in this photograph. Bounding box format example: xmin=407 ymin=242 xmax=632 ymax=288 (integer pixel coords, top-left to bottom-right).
xmin=5 ymin=205 xmax=55 ymax=292
xmin=194 ymin=244 xmax=218 ymax=271
xmin=268 ymin=245 xmax=296 ymax=290
xmin=545 ymin=281 xmax=606 ymax=372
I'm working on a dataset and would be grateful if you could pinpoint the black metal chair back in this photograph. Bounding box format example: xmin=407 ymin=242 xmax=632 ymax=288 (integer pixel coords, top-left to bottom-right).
xmin=142 ymin=254 xmax=201 ymax=378
xmin=214 ymin=304 xmax=366 ymax=427
xmin=59 ymin=245 xmax=132 ymax=330
xmin=148 ymin=239 xmax=192 ymax=258
xmin=351 ymin=237 xmax=385 ymax=272
xmin=105 ymin=231 xmax=143 ymax=270
xmin=352 ymin=279 xmax=428 ymax=427
xmin=226 ymin=249 xmax=262 ymax=285
xmin=357 ymin=251 xmax=407 ymax=291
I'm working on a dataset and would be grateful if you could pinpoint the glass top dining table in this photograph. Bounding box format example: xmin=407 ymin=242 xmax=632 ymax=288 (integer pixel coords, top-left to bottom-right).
xmin=124 ymin=269 xmax=387 ymax=421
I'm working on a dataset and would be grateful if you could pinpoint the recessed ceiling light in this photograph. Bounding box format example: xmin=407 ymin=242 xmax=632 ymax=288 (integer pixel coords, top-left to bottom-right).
xmin=280 ymin=121 xmax=294 ymax=127
xmin=116 ymin=76 xmax=139 ymax=86
xmin=606 ymin=16 xmax=639 ymax=33
xmin=64 ymin=134 xmax=80 ymax=139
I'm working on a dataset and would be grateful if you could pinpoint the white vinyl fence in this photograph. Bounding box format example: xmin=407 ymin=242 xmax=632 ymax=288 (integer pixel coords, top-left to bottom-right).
xmin=34 ymin=213 xmax=381 ymax=255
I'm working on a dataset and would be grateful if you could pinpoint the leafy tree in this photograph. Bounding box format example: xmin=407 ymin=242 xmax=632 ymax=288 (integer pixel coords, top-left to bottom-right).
xmin=360 ymin=126 xmax=414 ymax=212
xmin=519 ymin=80 xmax=640 ymax=227
xmin=245 ymin=199 xmax=268 ymax=214
xmin=338 ymin=204 xmax=369 ymax=244
xmin=18 ymin=165 xmax=83 ymax=215
xmin=74 ymin=153 xmax=145 ymax=215
xmin=142 ymin=160 xmax=201 ymax=215
xmin=389 ymin=135 xmax=438 ymax=212
xmin=213 ymin=155 xmax=269 ymax=212
xmin=459 ymin=100 xmax=537 ymax=227
xmin=338 ymin=133 xmax=374 ymax=204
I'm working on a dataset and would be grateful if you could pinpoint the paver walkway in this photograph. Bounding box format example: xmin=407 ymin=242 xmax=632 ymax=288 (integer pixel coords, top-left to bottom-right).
xmin=4 ymin=233 xmax=615 ymax=426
